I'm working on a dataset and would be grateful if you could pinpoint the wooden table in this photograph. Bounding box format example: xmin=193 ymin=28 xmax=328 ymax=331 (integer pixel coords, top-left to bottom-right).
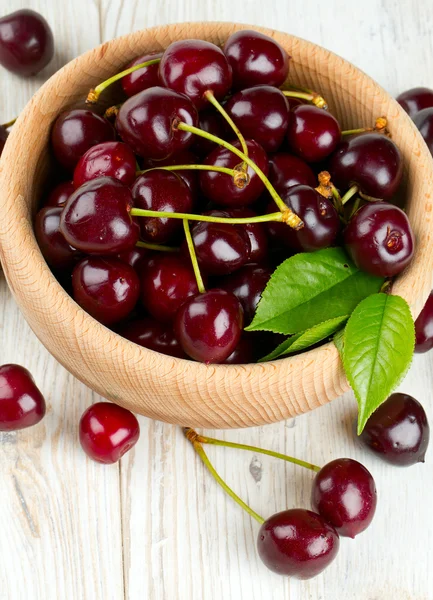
xmin=1 ymin=1 xmax=433 ymax=599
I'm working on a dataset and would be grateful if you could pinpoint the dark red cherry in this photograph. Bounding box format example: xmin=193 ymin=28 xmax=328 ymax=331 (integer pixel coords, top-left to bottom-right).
xmin=159 ymin=39 xmax=232 ymax=110
xmin=0 ymin=125 xmax=8 ymax=156
xmin=132 ymin=170 xmax=193 ymax=244
xmin=343 ymin=202 xmax=414 ymax=277
xmin=200 ymin=139 xmax=269 ymax=207
xmin=0 ymin=364 xmax=46 ymax=431
xmin=142 ymin=150 xmax=200 ymax=204
xmin=415 ymin=291 xmax=433 ymax=353
xmin=223 ymin=335 xmax=255 ymax=364
xmin=0 ymin=9 xmax=54 ymax=76
xmin=397 ymin=87 xmax=433 ymax=118
xmin=223 ymin=30 xmax=290 ymax=90
xmin=73 ymin=141 xmax=136 ymax=188
xmin=268 ymin=153 xmax=316 ymax=192
xmin=140 ymin=254 xmax=200 ymax=322
xmin=267 ymin=185 xmax=340 ymax=252
xmin=175 ymin=289 xmax=243 ymax=363
xmin=121 ymin=52 xmax=163 ymax=97
xmin=359 ymin=392 xmax=430 ymax=466
xmin=61 ymin=177 xmax=139 ymax=255
xmin=224 ymin=208 xmax=269 ymax=263
xmin=118 ymin=317 xmax=187 ymax=359
xmin=44 ymin=181 xmax=74 ymax=207
xmin=224 ymin=86 xmax=289 ymax=152
xmin=413 ymin=107 xmax=433 ymax=156
xmin=219 ymin=264 xmax=271 ymax=325
xmin=117 ymin=247 xmax=149 ymax=272
xmin=72 ymin=257 xmax=139 ymax=325
xmin=51 ymin=109 xmax=116 ymax=170
xmin=79 ymin=402 xmax=140 ymax=464
xmin=257 ymin=509 xmax=339 ymax=579
xmin=286 ymin=105 xmax=341 ymax=163
xmin=116 ymin=87 xmax=198 ymax=160
xmin=329 ymin=133 xmax=403 ymax=200
xmin=191 ymin=110 xmax=228 ymax=157
xmin=35 ymin=206 xmax=80 ymax=270
xmin=311 ymin=458 xmax=377 ymax=538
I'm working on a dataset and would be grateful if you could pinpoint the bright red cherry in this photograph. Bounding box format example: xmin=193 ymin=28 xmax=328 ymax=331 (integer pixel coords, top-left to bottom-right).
xmin=118 ymin=317 xmax=187 ymax=359
xmin=0 ymin=9 xmax=54 ymax=76
xmin=397 ymin=87 xmax=433 ymax=118
xmin=79 ymin=402 xmax=140 ymax=464
xmin=175 ymin=289 xmax=244 ymax=363
xmin=219 ymin=264 xmax=271 ymax=325
xmin=223 ymin=30 xmax=290 ymax=90
xmin=35 ymin=206 xmax=80 ymax=270
xmin=415 ymin=291 xmax=433 ymax=353
xmin=268 ymin=153 xmax=316 ymax=192
xmin=286 ymin=105 xmax=341 ymax=163
xmin=257 ymin=509 xmax=339 ymax=579
xmin=121 ymin=52 xmax=163 ymax=97
xmin=142 ymin=150 xmax=200 ymax=204
xmin=191 ymin=110 xmax=229 ymax=157
xmin=0 ymin=364 xmax=46 ymax=431
xmin=413 ymin=108 xmax=433 ymax=156
xmin=73 ymin=141 xmax=137 ymax=188
xmin=72 ymin=257 xmax=139 ymax=325
xmin=44 ymin=181 xmax=74 ymax=207
xmin=159 ymin=39 xmax=232 ymax=110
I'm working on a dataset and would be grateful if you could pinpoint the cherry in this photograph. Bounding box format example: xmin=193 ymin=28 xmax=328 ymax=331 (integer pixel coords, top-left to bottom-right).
xmin=159 ymin=40 xmax=232 ymax=110
xmin=224 ymin=208 xmax=269 ymax=263
xmin=359 ymin=392 xmax=430 ymax=466
xmin=396 ymin=87 xmax=433 ymax=118
xmin=223 ymin=335 xmax=255 ymax=364
xmin=266 ymin=185 xmax=340 ymax=252
xmin=117 ymin=247 xmax=149 ymax=273
xmin=0 ymin=364 xmax=46 ymax=431
xmin=268 ymin=153 xmax=316 ymax=192
xmin=257 ymin=509 xmax=339 ymax=579
xmin=287 ymin=105 xmax=341 ymax=163
xmin=0 ymin=125 xmax=8 ymax=156
xmin=61 ymin=176 xmax=139 ymax=255
xmin=329 ymin=133 xmax=403 ymax=200
xmin=132 ymin=170 xmax=193 ymax=244
xmin=118 ymin=317 xmax=187 ymax=359
xmin=200 ymin=139 xmax=269 ymax=207
xmin=73 ymin=141 xmax=136 ymax=188
xmin=44 ymin=181 xmax=74 ymax=207
xmin=79 ymin=402 xmax=140 ymax=464
xmin=219 ymin=264 xmax=271 ymax=325
xmin=142 ymin=150 xmax=200 ymax=204
xmin=116 ymin=87 xmax=198 ymax=160
xmin=0 ymin=9 xmax=54 ymax=76
xmin=415 ymin=291 xmax=433 ymax=353
xmin=121 ymin=52 xmax=163 ymax=97
xmin=343 ymin=202 xmax=414 ymax=277
xmin=223 ymin=30 xmax=290 ymax=90
xmin=311 ymin=458 xmax=377 ymax=538
xmin=413 ymin=108 xmax=433 ymax=156
xmin=224 ymin=86 xmax=289 ymax=152
xmin=174 ymin=289 xmax=243 ymax=363
xmin=35 ymin=206 xmax=80 ymax=270
xmin=191 ymin=110 xmax=228 ymax=157
xmin=140 ymin=254 xmax=200 ymax=322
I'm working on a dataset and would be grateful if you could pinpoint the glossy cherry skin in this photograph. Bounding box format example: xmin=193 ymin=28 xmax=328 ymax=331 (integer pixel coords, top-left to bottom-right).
xmin=0 ymin=364 xmax=46 ymax=431
xmin=225 ymin=86 xmax=289 ymax=152
xmin=268 ymin=153 xmax=316 ymax=192
xmin=287 ymin=105 xmax=341 ymax=163
xmin=343 ymin=202 xmax=414 ymax=278
xmin=142 ymin=150 xmax=200 ymax=205
xmin=121 ymin=52 xmax=163 ymax=97
xmin=397 ymin=87 xmax=433 ymax=118
xmin=415 ymin=291 xmax=433 ymax=353
xmin=132 ymin=170 xmax=193 ymax=244
xmin=267 ymin=185 xmax=339 ymax=252
xmin=159 ymin=39 xmax=232 ymax=110
xmin=223 ymin=30 xmax=290 ymax=90
xmin=118 ymin=317 xmax=187 ymax=359
xmin=175 ymin=289 xmax=243 ymax=363
xmin=413 ymin=108 xmax=433 ymax=156
xmin=72 ymin=257 xmax=139 ymax=325
xmin=200 ymin=139 xmax=269 ymax=207
xmin=35 ymin=207 xmax=80 ymax=270
xmin=116 ymin=87 xmax=198 ymax=160
xmin=359 ymin=393 xmax=430 ymax=466
xmin=219 ymin=264 xmax=271 ymax=325
xmin=79 ymin=402 xmax=140 ymax=464
xmin=191 ymin=110 xmax=228 ymax=157
xmin=44 ymin=181 xmax=74 ymax=207
xmin=224 ymin=208 xmax=269 ymax=263
xmin=140 ymin=255 xmax=200 ymax=322
xmin=223 ymin=335 xmax=255 ymax=364
xmin=257 ymin=509 xmax=339 ymax=579
xmin=0 ymin=125 xmax=8 ymax=157
xmin=51 ymin=109 xmax=116 ymax=170
xmin=329 ymin=133 xmax=403 ymax=200
xmin=0 ymin=9 xmax=54 ymax=76
xmin=73 ymin=141 xmax=136 ymax=188
xmin=117 ymin=247 xmax=149 ymax=273
xmin=311 ymin=458 xmax=377 ymax=538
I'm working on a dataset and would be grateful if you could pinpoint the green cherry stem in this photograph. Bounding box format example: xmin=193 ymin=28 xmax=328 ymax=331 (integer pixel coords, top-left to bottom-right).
xmin=136 ymin=240 xmax=179 ymax=252
xmin=137 ymin=164 xmax=249 ymax=188
xmin=341 ymin=184 xmax=359 ymax=205
xmin=203 ymin=89 xmax=249 ymax=158
xmin=184 ymin=428 xmax=265 ymax=525
xmin=183 ymin=220 xmax=206 ymax=294
xmin=1 ymin=117 xmax=17 ymax=129
xmin=86 ymin=58 xmax=161 ymax=103
xmin=130 ymin=208 xmax=284 ymax=225
xmin=282 ymin=89 xmax=328 ymax=110
xmin=341 ymin=116 xmax=388 ymax=137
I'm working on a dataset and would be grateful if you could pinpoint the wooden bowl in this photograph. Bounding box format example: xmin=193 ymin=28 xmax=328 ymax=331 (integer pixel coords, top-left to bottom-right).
xmin=0 ymin=23 xmax=432 ymax=429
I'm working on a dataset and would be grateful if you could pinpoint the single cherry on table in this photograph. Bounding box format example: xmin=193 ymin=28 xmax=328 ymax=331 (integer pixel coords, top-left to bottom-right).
xmin=0 ymin=364 xmax=46 ymax=431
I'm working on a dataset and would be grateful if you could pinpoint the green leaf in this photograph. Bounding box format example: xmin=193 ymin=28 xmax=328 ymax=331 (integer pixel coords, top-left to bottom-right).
xmin=246 ymin=248 xmax=384 ymax=335
xmin=343 ymin=293 xmax=415 ymax=435
xmin=260 ymin=315 xmax=348 ymax=362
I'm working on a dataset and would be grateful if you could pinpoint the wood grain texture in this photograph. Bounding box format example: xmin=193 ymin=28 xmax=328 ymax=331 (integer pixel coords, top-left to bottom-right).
xmin=1 ymin=1 xmax=433 ymax=599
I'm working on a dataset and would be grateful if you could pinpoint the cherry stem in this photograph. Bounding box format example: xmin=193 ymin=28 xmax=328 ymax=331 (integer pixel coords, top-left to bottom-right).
xmin=349 ymin=196 xmax=361 ymax=218
xmin=282 ymin=89 xmax=328 ymax=110
xmin=184 ymin=429 xmax=265 ymax=525
xmin=182 ymin=220 xmax=206 ymax=294
xmin=1 ymin=117 xmax=17 ymax=129
xmin=341 ymin=127 xmax=373 ymax=136
xmin=203 ymin=89 xmax=249 ymax=158
xmin=86 ymin=58 xmax=161 ymax=103
xmin=137 ymin=164 xmax=249 ymax=188
xmin=130 ymin=208 xmax=284 ymax=225
xmin=175 ymin=121 xmax=303 ymax=229
xmin=341 ymin=116 xmax=388 ymax=136
xmin=136 ymin=240 xmax=178 ymax=252
xmin=341 ymin=185 xmax=359 ymax=205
